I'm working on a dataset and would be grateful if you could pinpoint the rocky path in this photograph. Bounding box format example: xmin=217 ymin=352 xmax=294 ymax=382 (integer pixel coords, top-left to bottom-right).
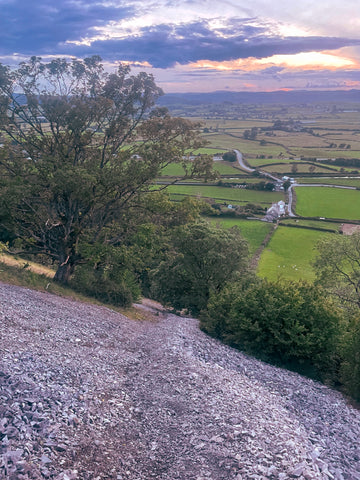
xmin=0 ymin=282 xmax=359 ymax=479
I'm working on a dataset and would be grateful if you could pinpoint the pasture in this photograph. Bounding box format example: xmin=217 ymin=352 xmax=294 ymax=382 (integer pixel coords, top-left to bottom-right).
xmin=294 ymin=187 xmax=360 ymax=220
xmin=260 ymin=163 xmax=337 ymax=174
xmin=208 ymin=218 xmax=274 ymax=254
xmin=279 ymin=218 xmax=340 ymax=232
xmin=297 ymin=177 xmax=360 ymax=187
xmin=160 ymin=161 xmax=246 ymax=178
xmin=165 ymin=184 xmax=284 ymax=206
xmin=257 ymin=226 xmax=329 ymax=281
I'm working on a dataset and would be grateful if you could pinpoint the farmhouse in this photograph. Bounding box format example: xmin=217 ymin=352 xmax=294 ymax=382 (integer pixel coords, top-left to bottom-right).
xmin=263 ymin=200 xmax=286 ymax=222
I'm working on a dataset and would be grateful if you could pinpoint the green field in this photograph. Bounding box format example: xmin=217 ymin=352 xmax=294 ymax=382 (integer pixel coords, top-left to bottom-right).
xmin=203 ymin=134 xmax=287 ymax=157
xmin=208 ymin=218 xmax=274 ymax=254
xmin=249 ymin=157 xmax=296 ymax=167
xmin=257 ymin=226 xmax=329 ymax=281
xmin=160 ymin=161 xmax=245 ymax=177
xmin=166 ymin=184 xmax=284 ymax=205
xmin=260 ymin=163 xmax=337 ymax=174
xmin=212 ymin=162 xmax=245 ymax=175
xmin=279 ymin=218 xmax=340 ymax=232
xmin=294 ymin=187 xmax=360 ymax=220
xmin=298 ymin=177 xmax=360 ymax=187
xmin=190 ymin=148 xmax=228 ymax=155
xmin=159 ymin=109 xmax=360 ymax=283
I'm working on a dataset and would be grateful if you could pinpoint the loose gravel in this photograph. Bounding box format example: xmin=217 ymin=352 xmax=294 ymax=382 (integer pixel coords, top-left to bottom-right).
xmin=0 ymin=282 xmax=359 ymax=479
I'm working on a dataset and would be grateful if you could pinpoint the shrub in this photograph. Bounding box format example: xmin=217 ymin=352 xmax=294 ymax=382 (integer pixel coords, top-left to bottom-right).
xmin=70 ymin=264 xmax=140 ymax=308
xmin=222 ymin=151 xmax=237 ymax=162
xmin=340 ymin=317 xmax=360 ymax=401
xmin=201 ymin=279 xmax=342 ymax=380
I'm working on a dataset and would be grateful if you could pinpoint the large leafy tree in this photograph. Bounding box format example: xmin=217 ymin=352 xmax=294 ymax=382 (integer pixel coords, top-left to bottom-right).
xmin=314 ymin=232 xmax=360 ymax=311
xmin=150 ymin=221 xmax=249 ymax=315
xmin=0 ymin=56 xmax=213 ymax=283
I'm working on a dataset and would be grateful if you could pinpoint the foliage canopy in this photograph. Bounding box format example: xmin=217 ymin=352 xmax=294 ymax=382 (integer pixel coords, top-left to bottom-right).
xmin=0 ymin=56 xmax=213 ymax=283
xmin=314 ymin=232 xmax=360 ymax=310
xmin=201 ymin=278 xmax=342 ymax=379
xmin=150 ymin=221 xmax=249 ymax=315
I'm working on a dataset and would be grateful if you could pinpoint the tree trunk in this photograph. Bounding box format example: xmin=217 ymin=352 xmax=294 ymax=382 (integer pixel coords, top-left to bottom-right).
xmin=54 ymin=260 xmax=74 ymax=284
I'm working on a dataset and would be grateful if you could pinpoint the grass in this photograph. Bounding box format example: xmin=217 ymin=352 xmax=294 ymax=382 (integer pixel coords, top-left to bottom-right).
xmin=0 ymin=253 xmax=55 ymax=277
xmin=212 ymin=162 xmax=245 ymax=175
xmin=208 ymin=218 xmax=274 ymax=254
xmin=261 ymin=163 xmax=337 ymax=174
xmin=294 ymin=187 xmax=360 ymax=220
xmin=203 ymin=134 xmax=287 ymax=157
xmin=249 ymin=157 xmax=296 ymax=167
xmin=165 ymin=184 xmax=284 ymax=205
xmin=160 ymin=163 xmax=189 ymax=176
xmin=297 ymin=177 xmax=360 ymax=187
xmin=0 ymin=255 xmax=159 ymax=323
xmin=257 ymin=226 xmax=329 ymax=281
xmin=279 ymin=218 xmax=340 ymax=232
xmin=190 ymin=147 xmax=228 ymax=155
xmin=160 ymin=161 xmax=244 ymax=177
xmin=291 ymin=148 xmax=360 ymax=159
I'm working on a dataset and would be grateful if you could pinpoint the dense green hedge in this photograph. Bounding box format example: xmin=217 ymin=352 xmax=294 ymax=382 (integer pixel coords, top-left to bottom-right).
xmin=200 ymin=279 xmax=343 ymax=381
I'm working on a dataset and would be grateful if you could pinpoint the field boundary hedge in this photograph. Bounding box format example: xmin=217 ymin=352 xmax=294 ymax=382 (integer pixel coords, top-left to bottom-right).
xmin=278 ymin=222 xmax=338 ymax=233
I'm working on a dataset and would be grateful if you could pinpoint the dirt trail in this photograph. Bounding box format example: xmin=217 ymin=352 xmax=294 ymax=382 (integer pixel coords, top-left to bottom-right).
xmin=0 ymin=283 xmax=359 ymax=479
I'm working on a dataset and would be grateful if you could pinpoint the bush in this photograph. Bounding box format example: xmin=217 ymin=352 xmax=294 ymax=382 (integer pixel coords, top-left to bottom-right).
xmin=222 ymin=151 xmax=237 ymax=162
xmin=340 ymin=317 xmax=360 ymax=401
xmin=70 ymin=264 xmax=140 ymax=308
xmin=201 ymin=279 xmax=343 ymax=380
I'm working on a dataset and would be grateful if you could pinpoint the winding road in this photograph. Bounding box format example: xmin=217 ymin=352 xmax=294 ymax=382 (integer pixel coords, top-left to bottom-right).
xmin=234 ymin=148 xmax=358 ymax=218
xmin=234 ymin=149 xmax=255 ymax=173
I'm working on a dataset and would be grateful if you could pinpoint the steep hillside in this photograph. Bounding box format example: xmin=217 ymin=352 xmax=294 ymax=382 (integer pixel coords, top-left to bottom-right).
xmin=0 ymin=283 xmax=359 ymax=479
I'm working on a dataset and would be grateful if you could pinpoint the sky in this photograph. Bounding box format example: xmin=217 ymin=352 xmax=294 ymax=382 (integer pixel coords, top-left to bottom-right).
xmin=1 ymin=0 xmax=360 ymax=93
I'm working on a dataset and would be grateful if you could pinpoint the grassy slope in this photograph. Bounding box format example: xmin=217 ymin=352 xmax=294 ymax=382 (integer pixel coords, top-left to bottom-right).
xmin=0 ymin=256 xmax=156 ymax=322
xmin=257 ymin=226 xmax=329 ymax=281
xmin=208 ymin=218 xmax=274 ymax=254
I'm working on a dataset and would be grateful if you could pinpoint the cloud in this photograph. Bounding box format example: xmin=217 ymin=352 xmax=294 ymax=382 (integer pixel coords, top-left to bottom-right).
xmin=65 ymin=20 xmax=360 ymax=68
xmin=2 ymin=5 xmax=360 ymax=69
xmin=0 ymin=0 xmax=133 ymax=55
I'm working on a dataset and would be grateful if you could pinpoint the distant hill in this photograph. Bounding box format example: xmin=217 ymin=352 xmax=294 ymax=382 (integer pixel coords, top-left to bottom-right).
xmin=158 ymin=89 xmax=360 ymax=106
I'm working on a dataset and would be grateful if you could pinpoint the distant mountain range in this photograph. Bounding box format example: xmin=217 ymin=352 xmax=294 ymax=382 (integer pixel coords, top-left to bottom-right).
xmin=158 ymin=89 xmax=360 ymax=105
xmin=11 ymin=89 xmax=360 ymax=108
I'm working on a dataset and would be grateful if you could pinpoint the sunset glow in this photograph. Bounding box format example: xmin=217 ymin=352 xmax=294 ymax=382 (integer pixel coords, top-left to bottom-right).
xmin=191 ymin=51 xmax=357 ymax=73
xmin=1 ymin=0 xmax=360 ymax=92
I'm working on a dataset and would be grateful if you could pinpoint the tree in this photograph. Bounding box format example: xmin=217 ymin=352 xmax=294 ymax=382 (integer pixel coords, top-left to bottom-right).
xmin=340 ymin=315 xmax=360 ymax=401
xmin=283 ymin=179 xmax=291 ymax=191
xmin=0 ymin=56 xmax=213 ymax=283
xmin=222 ymin=151 xmax=237 ymax=162
xmin=291 ymin=163 xmax=298 ymax=174
xmin=308 ymin=165 xmax=316 ymax=173
xmin=314 ymin=232 xmax=360 ymax=311
xmin=249 ymin=127 xmax=258 ymax=140
xmin=150 ymin=221 xmax=249 ymax=315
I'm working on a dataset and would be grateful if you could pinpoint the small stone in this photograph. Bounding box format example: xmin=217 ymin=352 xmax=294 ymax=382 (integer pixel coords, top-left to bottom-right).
xmin=41 ymin=454 xmax=52 ymax=464
xmin=291 ymin=464 xmax=304 ymax=477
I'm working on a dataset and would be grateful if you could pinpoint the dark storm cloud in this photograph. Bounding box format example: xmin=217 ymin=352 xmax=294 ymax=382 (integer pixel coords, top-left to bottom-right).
xmin=67 ymin=20 xmax=360 ymax=67
xmin=2 ymin=4 xmax=360 ymax=69
xmin=0 ymin=0 xmax=133 ymax=55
